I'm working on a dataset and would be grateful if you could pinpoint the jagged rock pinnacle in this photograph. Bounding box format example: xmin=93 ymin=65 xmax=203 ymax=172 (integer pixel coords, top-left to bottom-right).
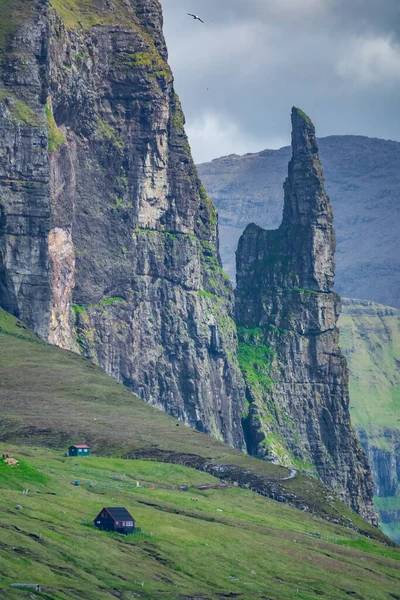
xmin=235 ymin=110 xmax=376 ymax=522
xmin=290 ymin=107 xmax=318 ymax=157
xmin=281 ymin=107 xmax=335 ymax=291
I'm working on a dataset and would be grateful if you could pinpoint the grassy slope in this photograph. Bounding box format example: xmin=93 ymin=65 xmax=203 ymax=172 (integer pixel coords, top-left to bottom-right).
xmin=0 ymin=312 xmax=399 ymax=597
xmin=339 ymin=299 xmax=400 ymax=542
xmin=1 ymin=308 xmax=383 ymax=539
xmin=0 ymin=446 xmax=399 ymax=600
xmin=339 ymin=300 xmax=400 ymax=442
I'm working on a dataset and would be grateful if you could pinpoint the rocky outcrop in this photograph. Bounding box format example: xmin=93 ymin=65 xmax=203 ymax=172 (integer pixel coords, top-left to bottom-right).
xmin=235 ymin=108 xmax=375 ymax=521
xmin=0 ymin=0 xmax=245 ymax=448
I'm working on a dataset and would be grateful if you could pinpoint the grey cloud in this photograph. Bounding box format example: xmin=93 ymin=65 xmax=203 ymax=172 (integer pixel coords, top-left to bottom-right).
xmin=160 ymin=0 xmax=400 ymax=163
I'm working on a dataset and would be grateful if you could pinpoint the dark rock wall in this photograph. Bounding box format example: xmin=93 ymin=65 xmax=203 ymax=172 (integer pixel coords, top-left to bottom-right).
xmin=235 ymin=108 xmax=375 ymax=521
xmin=0 ymin=0 xmax=245 ymax=448
xmin=0 ymin=2 xmax=51 ymax=340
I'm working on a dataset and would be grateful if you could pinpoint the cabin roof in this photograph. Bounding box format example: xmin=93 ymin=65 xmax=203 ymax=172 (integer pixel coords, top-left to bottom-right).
xmin=101 ymin=507 xmax=134 ymax=522
xmin=69 ymin=444 xmax=90 ymax=449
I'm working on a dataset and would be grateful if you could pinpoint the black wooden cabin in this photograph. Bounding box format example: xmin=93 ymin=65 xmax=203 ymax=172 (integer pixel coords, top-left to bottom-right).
xmin=94 ymin=507 xmax=135 ymax=535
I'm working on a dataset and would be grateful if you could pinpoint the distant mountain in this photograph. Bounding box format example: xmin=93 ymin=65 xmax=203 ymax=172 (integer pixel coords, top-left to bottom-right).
xmin=198 ymin=135 xmax=400 ymax=308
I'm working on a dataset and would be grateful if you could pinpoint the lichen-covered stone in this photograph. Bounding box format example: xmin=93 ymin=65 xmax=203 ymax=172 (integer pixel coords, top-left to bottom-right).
xmin=0 ymin=0 xmax=245 ymax=449
xmin=236 ymin=108 xmax=376 ymax=521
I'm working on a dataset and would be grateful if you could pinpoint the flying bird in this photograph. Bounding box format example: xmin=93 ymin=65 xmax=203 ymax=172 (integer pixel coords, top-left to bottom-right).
xmin=187 ymin=13 xmax=204 ymax=23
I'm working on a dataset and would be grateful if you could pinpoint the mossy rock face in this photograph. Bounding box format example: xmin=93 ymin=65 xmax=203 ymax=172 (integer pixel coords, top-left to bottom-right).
xmin=0 ymin=0 xmax=36 ymax=58
xmin=0 ymin=0 xmax=246 ymax=452
xmin=46 ymin=101 xmax=66 ymax=151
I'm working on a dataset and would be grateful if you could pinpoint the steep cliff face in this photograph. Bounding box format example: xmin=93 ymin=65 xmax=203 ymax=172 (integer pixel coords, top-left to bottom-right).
xmin=235 ymin=108 xmax=375 ymax=521
xmin=0 ymin=0 xmax=245 ymax=447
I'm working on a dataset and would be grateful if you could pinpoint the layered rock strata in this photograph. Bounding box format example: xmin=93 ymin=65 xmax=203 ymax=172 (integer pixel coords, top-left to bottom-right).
xmin=0 ymin=0 xmax=245 ymax=447
xmin=235 ymin=108 xmax=375 ymax=520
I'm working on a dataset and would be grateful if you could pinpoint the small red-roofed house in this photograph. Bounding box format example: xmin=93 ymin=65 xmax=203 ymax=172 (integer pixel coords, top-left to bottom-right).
xmin=68 ymin=444 xmax=90 ymax=457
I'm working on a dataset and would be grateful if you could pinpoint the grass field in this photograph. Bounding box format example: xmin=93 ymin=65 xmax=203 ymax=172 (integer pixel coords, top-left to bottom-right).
xmin=0 ymin=307 xmax=385 ymax=539
xmin=0 ymin=309 xmax=399 ymax=598
xmin=0 ymin=446 xmax=399 ymax=600
xmin=339 ymin=300 xmax=400 ymax=444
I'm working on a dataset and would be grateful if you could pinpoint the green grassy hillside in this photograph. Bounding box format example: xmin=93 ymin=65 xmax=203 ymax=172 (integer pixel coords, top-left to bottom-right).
xmin=339 ymin=299 xmax=400 ymax=542
xmin=0 ymin=307 xmax=383 ymax=537
xmin=339 ymin=299 xmax=400 ymax=441
xmin=0 ymin=446 xmax=399 ymax=600
xmin=1 ymin=307 xmax=399 ymax=598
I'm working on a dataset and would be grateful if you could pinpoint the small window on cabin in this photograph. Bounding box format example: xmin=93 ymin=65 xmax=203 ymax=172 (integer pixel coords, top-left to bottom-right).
xmin=84 ymin=449 xmax=88 ymax=452
xmin=102 ymin=512 xmax=106 ymax=518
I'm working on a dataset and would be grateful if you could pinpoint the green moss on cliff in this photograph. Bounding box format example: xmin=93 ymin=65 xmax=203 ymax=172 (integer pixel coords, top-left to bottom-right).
xmin=198 ymin=183 xmax=217 ymax=226
xmin=12 ymin=99 xmax=37 ymax=124
xmin=72 ymin=304 xmax=87 ymax=315
xmin=96 ymin=119 xmax=124 ymax=150
xmin=73 ymin=298 xmax=125 ymax=314
xmin=116 ymin=49 xmax=171 ymax=80
xmin=237 ymin=327 xmax=274 ymax=391
xmin=0 ymin=90 xmax=37 ymax=125
xmin=294 ymin=107 xmax=312 ymax=124
xmin=50 ymin=0 xmax=133 ymax=29
xmin=49 ymin=0 xmax=172 ymax=81
xmin=172 ymin=109 xmax=185 ymax=133
xmin=198 ymin=289 xmax=216 ymax=299
xmin=46 ymin=102 xmax=66 ymax=152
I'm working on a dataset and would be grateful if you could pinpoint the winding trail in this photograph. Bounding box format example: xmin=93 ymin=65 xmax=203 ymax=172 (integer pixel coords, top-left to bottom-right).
xmin=281 ymin=468 xmax=297 ymax=481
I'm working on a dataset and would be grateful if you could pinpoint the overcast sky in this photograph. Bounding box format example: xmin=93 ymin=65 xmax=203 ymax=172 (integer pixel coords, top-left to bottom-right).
xmin=160 ymin=0 xmax=400 ymax=163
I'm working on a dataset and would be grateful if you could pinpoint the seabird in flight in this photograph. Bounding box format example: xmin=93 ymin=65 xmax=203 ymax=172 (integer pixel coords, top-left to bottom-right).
xmin=187 ymin=13 xmax=205 ymax=23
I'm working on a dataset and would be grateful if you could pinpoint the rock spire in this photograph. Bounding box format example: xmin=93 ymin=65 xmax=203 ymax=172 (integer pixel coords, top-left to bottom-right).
xmin=235 ymin=108 xmax=376 ymax=521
